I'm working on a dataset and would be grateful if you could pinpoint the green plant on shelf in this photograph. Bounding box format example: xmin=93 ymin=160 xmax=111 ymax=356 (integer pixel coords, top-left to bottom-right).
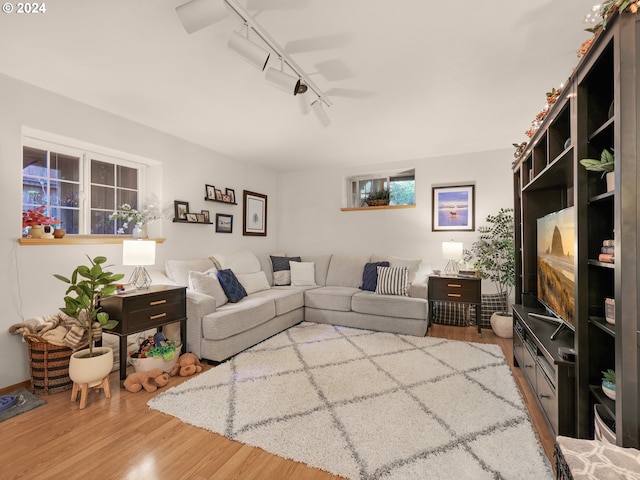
xmin=602 ymin=369 xmax=616 ymax=385
xmin=579 ymin=148 xmax=614 ymax=178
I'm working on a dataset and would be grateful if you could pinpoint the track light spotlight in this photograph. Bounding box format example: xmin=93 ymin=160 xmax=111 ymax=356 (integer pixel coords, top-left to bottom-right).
xmin=265 ymin=68 xmax=306 ymax=95
xmin=298 ymin=90 xmax=311 ymax=115
xmin=311 ymin=99 xmax=331 ymax=127
xmin=175 ymin=0 xmax=229 ymax=34
xmin=228 ymin=29 xmax=271 ymax=71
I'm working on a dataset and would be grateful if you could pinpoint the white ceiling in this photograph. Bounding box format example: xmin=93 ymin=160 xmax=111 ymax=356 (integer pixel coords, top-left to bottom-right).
xmin=0 ymin=0 xmax=596 ymax=172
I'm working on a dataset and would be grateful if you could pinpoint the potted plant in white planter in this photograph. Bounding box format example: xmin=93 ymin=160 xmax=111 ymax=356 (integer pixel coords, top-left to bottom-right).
xmin=464 ymin=208 xmax=516 ymax=337
xmin=602 ymin=369 xmax=616 ymax=401
xmin=580 ymin=148 xmax=615 ymax=192
xmin=54 ymin=256 xmax=124 ymax=394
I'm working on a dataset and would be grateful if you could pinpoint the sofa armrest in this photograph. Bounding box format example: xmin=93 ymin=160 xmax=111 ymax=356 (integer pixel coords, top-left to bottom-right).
xmin=409 ymin=275 xmax=428 ymax=299
xmin=185 ymin=291 xmax=216 ymax=358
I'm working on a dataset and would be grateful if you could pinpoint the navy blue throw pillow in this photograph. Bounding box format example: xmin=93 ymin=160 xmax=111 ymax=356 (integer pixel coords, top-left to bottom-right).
xmin=217 ymin=269 xmax=247 ymax=303
xmin=361 ymin=261 xmax=390 ymax=291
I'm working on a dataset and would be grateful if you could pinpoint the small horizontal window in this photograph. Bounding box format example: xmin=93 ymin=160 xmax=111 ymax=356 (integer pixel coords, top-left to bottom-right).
xmin=347 ymin=169 xmax=415 ymax=208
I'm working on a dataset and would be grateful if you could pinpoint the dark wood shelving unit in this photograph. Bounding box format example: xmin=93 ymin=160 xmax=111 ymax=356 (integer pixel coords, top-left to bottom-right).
xmin=512 ymin=12 xmax=640 ymax=448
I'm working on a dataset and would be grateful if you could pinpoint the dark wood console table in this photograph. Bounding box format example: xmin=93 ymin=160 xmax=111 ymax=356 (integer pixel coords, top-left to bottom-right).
xmin=99 ymin=285 xmax=187 ymax=380
xmin=428 ymin=275 xmax=482 ymax=333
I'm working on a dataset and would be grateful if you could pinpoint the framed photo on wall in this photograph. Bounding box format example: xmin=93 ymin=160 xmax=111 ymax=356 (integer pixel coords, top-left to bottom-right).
xmin=216 ymin=213 xmax=233 ymax=233
xmin=432 ymin=184 xmax=475 ymax=231
xmin=201 ymin=210 xmax=210 ymax=223
xmin=225 ymin=188 xmax=236 ymax=204
xmin=174 ymin=200 xmax=189 ymax=220
xmin=243 ymin=190 xmax=267 ymax=236
xmin=215 ymin=189 xmax=223 ymax=201
xmin=186 ymin=213 xmax=198 ymax=223
xmin=205 ymin=185 xmax=216 ymax=200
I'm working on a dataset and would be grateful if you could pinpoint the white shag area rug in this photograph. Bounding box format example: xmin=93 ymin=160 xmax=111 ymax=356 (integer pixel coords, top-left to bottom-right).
xmin=149 ymin=322 xmax=553 ymax=480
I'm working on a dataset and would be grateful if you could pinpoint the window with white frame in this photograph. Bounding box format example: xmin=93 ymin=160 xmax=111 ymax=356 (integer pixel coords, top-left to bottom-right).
xmin=347 ymin=169 xmax=415 ymax=208
xmin=22 ymin=138 xmax=145 ymax=235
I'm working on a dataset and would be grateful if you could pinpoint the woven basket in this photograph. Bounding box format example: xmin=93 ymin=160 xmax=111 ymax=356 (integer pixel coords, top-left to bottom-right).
xmin=25 ymin=334 xmax=73 ymax=395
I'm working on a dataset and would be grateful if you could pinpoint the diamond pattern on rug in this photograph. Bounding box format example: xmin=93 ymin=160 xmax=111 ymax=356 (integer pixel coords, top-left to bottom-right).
xmin=149 ymin=322 xmax=553 ymax=480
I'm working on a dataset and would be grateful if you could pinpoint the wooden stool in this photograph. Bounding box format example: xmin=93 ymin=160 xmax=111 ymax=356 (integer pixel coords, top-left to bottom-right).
xmin=71 ymin=376 xmax=111 ymax=409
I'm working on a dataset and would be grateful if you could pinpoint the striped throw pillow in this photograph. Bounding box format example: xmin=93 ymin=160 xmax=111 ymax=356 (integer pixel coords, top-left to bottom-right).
xmin=375 ymin=266 xmax=409 ymax=296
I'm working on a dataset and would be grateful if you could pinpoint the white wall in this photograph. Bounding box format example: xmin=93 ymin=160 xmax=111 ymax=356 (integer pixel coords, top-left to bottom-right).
xmin=276 ymin=150 xmax=513 ymax=273
xmin=0 ymin=74 xmax=280 ymax=388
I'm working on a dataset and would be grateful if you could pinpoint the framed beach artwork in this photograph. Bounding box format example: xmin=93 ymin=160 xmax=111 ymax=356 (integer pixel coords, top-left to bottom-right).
xmin=432 ymin=184 xmax=475 ymax=231
xmin=243 ymin=190 xmax=267 ymax=236
xmin=216 ymin=213 xmax=233 ymax=233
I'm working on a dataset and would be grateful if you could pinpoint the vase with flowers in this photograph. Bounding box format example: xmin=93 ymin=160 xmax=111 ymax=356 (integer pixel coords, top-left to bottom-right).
xmin=22 ymin=205 xmax=58 ymax=238
xmin=109 ymin=203 xmax=164 ymax=238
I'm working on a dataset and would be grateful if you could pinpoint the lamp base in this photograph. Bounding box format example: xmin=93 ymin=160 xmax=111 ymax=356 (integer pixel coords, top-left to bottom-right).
xmin=129 ymin=266 xmax=152 ymax=289
xmin=443 ymin=260 xmax=460 ymax=276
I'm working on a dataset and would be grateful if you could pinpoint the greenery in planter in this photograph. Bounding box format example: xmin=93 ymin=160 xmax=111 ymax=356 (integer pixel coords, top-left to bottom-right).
xmin=365 ymin=189 xmax=390 ymax=205
xmin=579 ymin=148 xmax=614 ymax=178
xmin=54 ymin=255 xmax=124 ymax=357
xmin=464 ymin=208 xmax=516 ymax=314
xmin=602 ymin=369 xmax=616 ymax=385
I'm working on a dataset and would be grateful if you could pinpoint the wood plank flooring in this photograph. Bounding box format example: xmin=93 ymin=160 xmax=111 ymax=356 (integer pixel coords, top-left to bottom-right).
xmin=0 ymin=324 xmax=554 ymax=479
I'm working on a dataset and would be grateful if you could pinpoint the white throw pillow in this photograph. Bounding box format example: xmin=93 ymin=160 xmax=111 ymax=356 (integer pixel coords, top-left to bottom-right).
xmin=236 ymin=271 xmax=271 ymax=295
xmin=290 ymin=261 xmax=317 ymax=287
xmin=188 ymin=269 xmax=229 ymax=307
xmin=375 ymin=266 xmax=409 ymax=296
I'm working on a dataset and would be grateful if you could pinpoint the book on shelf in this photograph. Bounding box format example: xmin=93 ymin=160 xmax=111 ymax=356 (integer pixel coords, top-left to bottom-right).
xmin=598 ymin=253 xmax=615 ymax=264
xmin=602 ymin=239 xmax=614 ymax=247
xmin=600 ymin=246 xmax=615 ymax=255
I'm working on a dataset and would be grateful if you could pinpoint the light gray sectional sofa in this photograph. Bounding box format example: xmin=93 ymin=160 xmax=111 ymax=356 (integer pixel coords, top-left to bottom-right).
xmin=159 ymin=251 xmax=431 ymax=363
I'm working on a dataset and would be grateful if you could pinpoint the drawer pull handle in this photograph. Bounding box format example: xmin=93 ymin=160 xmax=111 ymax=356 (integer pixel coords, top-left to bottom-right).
xmin=149 ymin=313 xmax=167 ymax=320
xmin=539 ymin=393 xmax=551 ymax=399
xmin=447 ymin=293 xmax=461 ymax=298
xmin=447 ymin=283 xmax=462 ymax=288
xmin=149 ymin=299 xmax=167 ymax=306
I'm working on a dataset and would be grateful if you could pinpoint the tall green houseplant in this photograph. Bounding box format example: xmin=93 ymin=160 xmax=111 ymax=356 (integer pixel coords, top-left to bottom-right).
xmin=464 ymin=208 xmax=516 ymax=314
xmin=54 ymin=255 xmax=124 ymax=357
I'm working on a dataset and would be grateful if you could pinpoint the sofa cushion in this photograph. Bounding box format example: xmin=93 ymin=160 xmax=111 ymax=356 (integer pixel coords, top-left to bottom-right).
xmin=372 ymin=255 xmax=422 ymax=283
xmin=300 ymin=254 xmax=332 ymax=286
xmin=251 ymin=288 xmax=305 ymax=316
xmin=188 ymin=269 xmax=229 ymax=308
xmin=270 ymin=255 xmax=301 ymax=286
xmin=210 ymin=251 xmax=261 ymax=274
xmin=352 ymin=291 xmax=427 ymax=320
xmin=361 ymin=261 xmax=390 ymax=291
xmin=217 ymin=269 xmax=248 ymax=303
xmin=202 ymin=297 xmax=276 ymax=340
xmin=165 ymin=258 xmax=215 ymax=286
xmin=236 ymin=271 xmax=271 ymax=295
xmin=304 ymin=286 xmax=361 ymax=312
xmin=325 ymin=254 xmax=371 ymax=288
xmin=291 ymin=261 xmax=317 ymax=287
xmin=375 ymin=266 xmax=409 ymax=296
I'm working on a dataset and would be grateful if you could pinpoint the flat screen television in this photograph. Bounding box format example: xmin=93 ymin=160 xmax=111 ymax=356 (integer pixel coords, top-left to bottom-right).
xmin=535 ymin=206 xmax=576 ymax=339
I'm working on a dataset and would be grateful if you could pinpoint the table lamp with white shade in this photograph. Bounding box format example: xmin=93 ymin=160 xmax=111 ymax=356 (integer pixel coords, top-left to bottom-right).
xmin=122 ymin=240 xmax=156 ymax=289
xmin=442 ymin=241 xmax=463 ymax=276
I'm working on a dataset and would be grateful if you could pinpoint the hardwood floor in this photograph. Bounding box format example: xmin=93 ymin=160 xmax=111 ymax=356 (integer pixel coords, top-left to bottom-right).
xmin=0 ymin=324 xmax=554 ymax=479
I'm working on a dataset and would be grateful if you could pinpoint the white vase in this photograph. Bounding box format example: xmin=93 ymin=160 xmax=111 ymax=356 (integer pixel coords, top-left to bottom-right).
xmin=606 ymin=171 xmax=614 ymax=192
xmin=69 ymin=347 xmax=114 ymax=387
xmin=132 ymin=223 xmax=147 ymax=239
xmin=490 ymin=312 xmax=513 ymax=338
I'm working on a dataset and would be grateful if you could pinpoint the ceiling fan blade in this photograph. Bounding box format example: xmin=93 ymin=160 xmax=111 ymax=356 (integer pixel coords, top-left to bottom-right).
xmin=284 ymin=33 xmax=353 ymax=54
xmin=326 ymin=88 xmax=376 ymax=100
xmin=315 ymin=59 xmax=354 ymax=82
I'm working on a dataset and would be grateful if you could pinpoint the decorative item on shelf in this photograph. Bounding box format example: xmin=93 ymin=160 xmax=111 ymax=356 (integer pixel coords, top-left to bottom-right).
xmin=579 ymin=148 xmax=615 ymax=192
xmin=174 ymin=200 xmax=189 ymax=221
xmin=226 ymin=188 xmax=236 ymax=203
xmin=464 ymin=208 xmax=515 ymax=338
xmin=512 ymin=141 xmax=528 ymax=161
xmin=365 ymin=189 xmax=390 ymax=207
xmin=605 ymin=297 xmax=615 ymax=324
xmin=54 ymin=255 xmax=124 ymax=408
xmin=53 ymin=227 xmax=66 ymax=238
xmin=42 ymin=224 xmax=55 ymax=239
xmin=602 ymin=369 xmax=616 ymax=401
xmin=109 ymin=203 xmax=165 ymax=237
xmin=205 ymin=184 xmax=217 ymax=201
xmin=599 ymin=239 xmax=615 ymax=264
xmin=22 ymin=205 xmax=58 ymax=237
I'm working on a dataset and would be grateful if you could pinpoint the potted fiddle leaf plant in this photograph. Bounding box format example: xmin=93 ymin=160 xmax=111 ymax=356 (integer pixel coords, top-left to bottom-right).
xmin=580 ymin=148 xmax=615 ymax=192
xmin=464 ymin=208 xmax=516 ymax=337
xmin=54 ymin=255 xmax=124 ymax=392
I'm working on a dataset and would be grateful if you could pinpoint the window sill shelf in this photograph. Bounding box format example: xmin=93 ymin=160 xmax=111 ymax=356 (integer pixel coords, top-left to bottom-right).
xmin=340 ymin=204 xmax=416 ymax=212
xmin=18 ymin=235 xmax=166 ymax=245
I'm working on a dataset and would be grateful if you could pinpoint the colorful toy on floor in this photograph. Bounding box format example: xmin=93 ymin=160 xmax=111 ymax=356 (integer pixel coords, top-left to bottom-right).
xmin=123 ymin=368 xmax=170 ymax=393
xmin=170 ymin=353 xmax=203 ymax=377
